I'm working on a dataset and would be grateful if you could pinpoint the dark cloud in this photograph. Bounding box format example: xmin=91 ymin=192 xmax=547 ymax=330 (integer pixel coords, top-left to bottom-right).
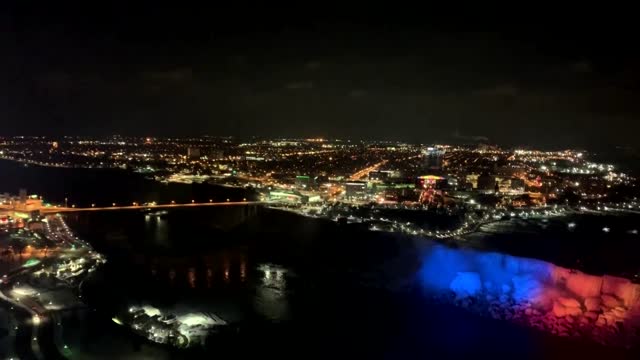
xmin=285 ymin=81 xmax=314 ymax=90
xmin=143 ymin=68 xmax=193 ymax=82
xmin=572 ymin=61 xmax=593 ymax=74
xmin=37 ymin=72 xmax=73 ymax=92
xmin=348 ymin=89 xmax=367 ymax=98
xmin=1 ymin=6 xmax=639 ymax=149
xmin=473 ymin=84 xmax=519 ymax=98
xmin=452 ymin=131 xmax=490 ymax=143
xmin=305 ymin=61 xmax=321 ymax=70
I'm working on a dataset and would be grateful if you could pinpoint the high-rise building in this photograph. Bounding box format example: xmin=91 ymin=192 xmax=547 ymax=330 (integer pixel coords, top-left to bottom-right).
xmin=466 ymin=174 xmax=479 ymax=189
xmin=211 ymin=150 xmax=224 ymax=160
xmin=187 ymin=147 xmax=201 ymax=159
xmin=416 ymin=175 xmax=446 ymax=189
xmin=19 ymin=189 xmax=27 ymax=205
xmin=295 ymin=175 xmax=312 ymax=189
xmin=496 ymin=178 xmax=511 ymax=193
xmin=510 ymin=178 xmax=525 ymax=193
xmin=477 ymin=174 xmax=496 ymax=193
xmin=345 ymin=182 xmax=367 ymax=199
xmin=368 ymin=171 xmax=389 ymax=182
xmin=423 ymin=147 xmax=445 ymax=171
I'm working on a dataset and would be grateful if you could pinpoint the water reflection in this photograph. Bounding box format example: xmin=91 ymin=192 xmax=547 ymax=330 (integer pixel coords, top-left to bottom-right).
xmin=137 ymin=252 xmax=258 ymax=290
xmin=187 ymin=267 xmax=196 ymax=288
xmin=145 ymin=213 xmax=169 ymax=249
xmin=169 ymin=269 xmax=176 ymax=285
xmin=254 ymin=263 xmax=289 ymax=320
xmin=206 ymin=268 xmax=213 ymax=288
xmin=223 ymin=258 xmax=230 ymax=283
xmin=240 ymin=260 xmax=247 ymax=282
xmin=258 ymin=263 xmax=287 ymax=289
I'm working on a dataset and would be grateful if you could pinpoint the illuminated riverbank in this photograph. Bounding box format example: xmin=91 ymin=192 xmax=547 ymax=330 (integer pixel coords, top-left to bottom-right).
xmin=417 ymin=241 xmax=640 ymax=347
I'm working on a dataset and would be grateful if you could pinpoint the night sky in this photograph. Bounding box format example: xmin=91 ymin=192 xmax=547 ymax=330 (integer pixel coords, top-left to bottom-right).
xmin=2 ymin=5 xmax=639 ymax=148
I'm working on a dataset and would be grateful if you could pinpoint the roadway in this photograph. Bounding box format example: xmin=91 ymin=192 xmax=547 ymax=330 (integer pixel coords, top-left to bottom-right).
xmin=347 ymin=154 xmax=420 ymax=181
xmin=0 ymin=215 xmax=99 ymax=359
xmin=349 ymin=160 xmax=388 ymax=181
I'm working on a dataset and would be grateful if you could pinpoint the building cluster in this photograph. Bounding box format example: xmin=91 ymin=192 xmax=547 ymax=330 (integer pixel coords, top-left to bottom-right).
xmin=124 ymin=305 xmax=225 ymax=348
xmin=0 ymin=189 xmax=43 ymax=211
xmin=262 ymin=144 xmax=636 ymax=211
xmin=1 ymin=136 xmax=636 ymax=210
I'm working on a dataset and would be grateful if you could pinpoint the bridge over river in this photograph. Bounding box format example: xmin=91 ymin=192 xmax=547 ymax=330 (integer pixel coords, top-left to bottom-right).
xmin=38 ymin=201 xmax=265 ymax=213
xmin=0 ymin=201 xmax=266 ymax=215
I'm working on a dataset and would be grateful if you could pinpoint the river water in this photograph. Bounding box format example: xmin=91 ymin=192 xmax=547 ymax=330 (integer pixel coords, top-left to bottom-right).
xmin=0 ymin=160 xmax=638 ymax=358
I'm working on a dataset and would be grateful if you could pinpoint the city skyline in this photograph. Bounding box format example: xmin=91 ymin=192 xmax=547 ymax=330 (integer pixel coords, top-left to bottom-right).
xmin=0 ymin=134 xmax=635 ymax=153
xmin=2 ymin=6 xmax=640 ymax=359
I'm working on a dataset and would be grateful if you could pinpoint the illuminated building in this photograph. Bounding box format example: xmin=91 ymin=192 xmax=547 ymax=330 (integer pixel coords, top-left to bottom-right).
xmin=0 ymin=192 xmax=14 ymax=205
xmin=295 ymin=175 xmax=312 ymax=189
xmin=458 ymin=180 xmax=473 ymax=191
xmin=423 ymin=147 xmax=445 ymax=171
xmin=187 ymin=147 xmax=201 ymax=159
xmin=268 ymin=191 xmax=307 ymax=204
xmin=416 ymin=175 xmax=446 ymax=189
xmin=368 ymin=171 xmax=389 ymax=182
xmin=477 ymin=173 xmax=497 ymax=193
xmin=510 ymin=178 xmax=525 ymax=193
xmin=210 ymin=150 xmax=224 ymax=160
xmin=466 ymin=174 xmax=479 ymax=189
xmin=497 ymin=178 xmax=511 ymax=193
xmin=345 ymin=182 xmax=367 ymax=199
xmin=415 ymin=175 xmax=446 ymax=204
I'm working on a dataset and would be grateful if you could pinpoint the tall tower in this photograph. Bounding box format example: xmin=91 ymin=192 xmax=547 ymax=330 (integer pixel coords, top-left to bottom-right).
xmin=423 ymin=147 xmax=445 ymax=171
xmin=19 ymin=189 xmax=27 ymax=205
